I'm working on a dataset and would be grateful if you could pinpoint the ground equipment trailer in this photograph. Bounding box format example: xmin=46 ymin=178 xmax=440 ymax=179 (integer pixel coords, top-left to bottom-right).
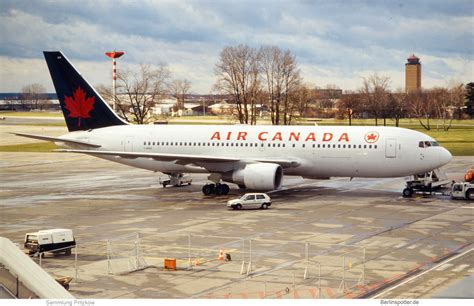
xmin=402 ymin=169 xmax=451 ymax=198
xmin=159 ymin=173 xmax=192 ymax=188
xmin=24 ymin=229 xmax=76 ymax=255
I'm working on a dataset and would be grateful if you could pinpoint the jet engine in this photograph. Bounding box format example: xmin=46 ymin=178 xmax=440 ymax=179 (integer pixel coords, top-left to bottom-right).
xmin=223 ymin=163 xmax=283 ymax=190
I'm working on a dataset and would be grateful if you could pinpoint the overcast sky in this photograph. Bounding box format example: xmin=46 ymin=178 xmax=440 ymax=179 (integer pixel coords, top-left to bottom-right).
xmin=0 ymin=0 xmax=472 ymax=93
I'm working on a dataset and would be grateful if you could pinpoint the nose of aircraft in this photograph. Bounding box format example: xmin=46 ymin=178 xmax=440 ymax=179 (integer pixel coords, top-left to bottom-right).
xmin=439 ymin=148 xmax=453 ymax=166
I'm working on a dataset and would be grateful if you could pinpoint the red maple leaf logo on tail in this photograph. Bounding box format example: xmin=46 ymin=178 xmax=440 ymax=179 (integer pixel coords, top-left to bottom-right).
xmin=64 ymin=87 xmax=95 ymax=127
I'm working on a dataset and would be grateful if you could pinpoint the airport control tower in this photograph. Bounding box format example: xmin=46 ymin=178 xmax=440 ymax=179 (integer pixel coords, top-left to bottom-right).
xmin=405 ymin=54 xmax=421 ymax=93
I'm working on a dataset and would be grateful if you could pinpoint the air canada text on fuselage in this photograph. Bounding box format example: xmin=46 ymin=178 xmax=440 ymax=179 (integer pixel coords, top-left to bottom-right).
xmin=210 ymin=131 xmax=351 ymax=142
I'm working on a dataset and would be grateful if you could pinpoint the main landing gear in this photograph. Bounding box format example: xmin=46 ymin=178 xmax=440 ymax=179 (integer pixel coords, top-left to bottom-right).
xmin=202 ymin=183 xmax=230 ymax=195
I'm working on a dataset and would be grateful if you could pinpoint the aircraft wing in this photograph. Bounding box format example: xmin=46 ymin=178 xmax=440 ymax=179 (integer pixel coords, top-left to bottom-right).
xmin=13 ymin=133 xmax=102 ymax=148
xmin=55 ymin=149 xmax=301 ymax=168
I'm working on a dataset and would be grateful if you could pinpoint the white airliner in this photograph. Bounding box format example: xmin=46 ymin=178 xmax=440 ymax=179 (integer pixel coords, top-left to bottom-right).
xmin=16 ymin=51 xmax=452 ymax=196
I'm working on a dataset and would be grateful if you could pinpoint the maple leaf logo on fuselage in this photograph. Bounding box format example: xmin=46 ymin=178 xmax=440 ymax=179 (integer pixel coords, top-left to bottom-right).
xmin=364 ymin=131 xmax=380 ymax=143
xmin=64 ymin=87 xmax=95 ymax=127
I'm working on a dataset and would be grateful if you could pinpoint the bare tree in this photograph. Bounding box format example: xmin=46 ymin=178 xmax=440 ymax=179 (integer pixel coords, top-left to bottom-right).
xmin=337 ymin=91 xmax=361 ymax=126
xmin=447 ymin=82 xmax=466 ymax=120
xmin=260 ymin=46 xmax=301 ymax=125
xmin=360 ymin=74 xmax=391 ymax=126
xmin=20 ymin=83 xmax=49 ymax=110
xmin=96 ymin=84 xmax=129 ymax=120
xmin=168 ymin=79 xmax=191 ymax=111
xmin=214 ymin=44 xmax=260 ymax=124
xmin=114 ymin=64 xmax=170 ymax=124
xmin=293 ymin=84 xmax=315 ymax=118
xmin=389 ymin=89 xmax=409 ymax=127
xmin=260 ymin=45 xmax=283 ymax=125
xmin=409 ymin=89 xmax=435 ymax=130
xmin=281 ymin=50 xmax=302 ymax=125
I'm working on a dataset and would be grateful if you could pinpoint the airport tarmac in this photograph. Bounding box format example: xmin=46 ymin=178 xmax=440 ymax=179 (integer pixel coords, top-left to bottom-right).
xmin=0 ymin=130 xmax=473 ymax=299
xmin=0 ymin=153 xmax=474 ymax=298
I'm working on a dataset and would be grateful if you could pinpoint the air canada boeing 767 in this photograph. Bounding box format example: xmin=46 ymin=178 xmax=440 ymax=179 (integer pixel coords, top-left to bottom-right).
xmin=15 ymin=51 xmax=452 ymax=195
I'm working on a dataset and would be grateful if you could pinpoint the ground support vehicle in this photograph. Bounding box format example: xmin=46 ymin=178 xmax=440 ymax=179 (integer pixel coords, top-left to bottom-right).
xmin=402 ymin=169 xmax=451 ymax=198
xmin=24 ymin=229 xmax=76 ymax=256
xmin=451 ymin=182 xmax=474 ymax=200
xmin=159 ymin=173 xmax=192 ymax=188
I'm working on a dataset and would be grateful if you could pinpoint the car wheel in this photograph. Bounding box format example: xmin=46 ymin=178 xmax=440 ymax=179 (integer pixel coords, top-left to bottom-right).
xmin=261 ymin=203 xmax=268 ymax=209
xmin=236 ymin=204 xmax=242 ymax=210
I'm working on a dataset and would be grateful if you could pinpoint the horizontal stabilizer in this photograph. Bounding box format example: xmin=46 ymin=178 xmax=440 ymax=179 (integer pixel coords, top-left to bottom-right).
xmin=13 ymin=133 xmax=101 ymax=148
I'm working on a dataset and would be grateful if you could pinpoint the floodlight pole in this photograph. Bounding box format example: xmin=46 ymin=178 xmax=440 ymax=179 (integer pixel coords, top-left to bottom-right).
xmin=105 ymin=51 xmax=125 ymax=111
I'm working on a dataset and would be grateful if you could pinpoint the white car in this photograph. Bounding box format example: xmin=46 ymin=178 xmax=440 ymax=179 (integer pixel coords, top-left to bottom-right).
xmin=227 ymin=193 xmax=272 ymax=210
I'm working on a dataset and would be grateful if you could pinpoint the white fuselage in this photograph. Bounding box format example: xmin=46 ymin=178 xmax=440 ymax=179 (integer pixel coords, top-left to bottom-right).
xmin=59 ymin=124 xmax=452 ymax=180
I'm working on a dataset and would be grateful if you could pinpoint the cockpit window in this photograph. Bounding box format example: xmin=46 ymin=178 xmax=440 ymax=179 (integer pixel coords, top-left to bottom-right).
xmin=419 ymin=141 xmax=440 ymax=148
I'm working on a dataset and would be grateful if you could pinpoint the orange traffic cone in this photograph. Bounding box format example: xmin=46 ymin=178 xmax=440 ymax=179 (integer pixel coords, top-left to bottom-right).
xmin=218 ymin=249 xmax=225 ymax=261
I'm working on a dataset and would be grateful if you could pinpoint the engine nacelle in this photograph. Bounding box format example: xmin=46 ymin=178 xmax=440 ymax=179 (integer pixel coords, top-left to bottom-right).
xmin=223 ymin=163 xmax=283 ymax=190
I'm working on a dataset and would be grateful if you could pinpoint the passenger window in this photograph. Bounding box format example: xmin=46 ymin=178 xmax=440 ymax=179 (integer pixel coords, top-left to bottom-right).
xmin=256 ymin=195 xmax=264 ymax=199
xmin=245 ymin=195 xmax=254 ymax=200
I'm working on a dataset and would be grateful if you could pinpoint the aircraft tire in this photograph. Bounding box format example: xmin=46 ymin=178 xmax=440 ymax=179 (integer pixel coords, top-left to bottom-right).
xmin=222 ymin=184 xmax=230 ymax=195
xmin=215 ymin=184 xmax=225 ymax=195
xmin=202 ymin=184 xmax=214 ymax=195
xmin=402 ymin=188 xmax=413 ymax=198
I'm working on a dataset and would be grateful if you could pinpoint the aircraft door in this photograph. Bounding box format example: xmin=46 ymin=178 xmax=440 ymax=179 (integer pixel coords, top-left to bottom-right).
xmin=124 ymin=136 xmax=134 ymax=152
xmin=385 ymin=139 xmax=397 ymax=158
